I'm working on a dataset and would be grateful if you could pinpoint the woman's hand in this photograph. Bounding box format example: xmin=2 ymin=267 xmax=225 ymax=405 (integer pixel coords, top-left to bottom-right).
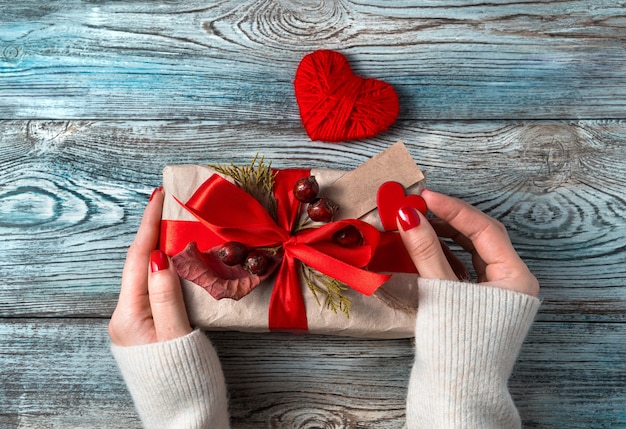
xmin=109 ymin=188 xmax=193 ymax=346
xmin=397 ymin=189 xmax=539 ymax=297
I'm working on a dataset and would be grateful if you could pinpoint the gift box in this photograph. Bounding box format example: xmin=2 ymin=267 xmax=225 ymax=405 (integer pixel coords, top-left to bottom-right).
xmin=160 ymin=142 xmax=426 ymax=338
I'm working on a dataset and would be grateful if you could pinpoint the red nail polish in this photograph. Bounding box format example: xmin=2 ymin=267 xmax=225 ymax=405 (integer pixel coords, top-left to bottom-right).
xmin=397 ymin=206 xmax=421 ymax=231
xmin=149 ymin=186 xmax=163 ymax=202
xmin=150 ymin=249 xmax=169 ymax=272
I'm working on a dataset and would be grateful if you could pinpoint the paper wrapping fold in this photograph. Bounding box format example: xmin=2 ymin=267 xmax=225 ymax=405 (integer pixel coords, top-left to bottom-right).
xmin=161 ymin=142 xmax=425 ymax=338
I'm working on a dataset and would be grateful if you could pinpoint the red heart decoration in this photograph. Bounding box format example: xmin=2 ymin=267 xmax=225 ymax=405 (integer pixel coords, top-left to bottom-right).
xmin=377 ymin=181 xmax=427 ymax=231
xmin=294 ymin=50 xmax=399 ymax=142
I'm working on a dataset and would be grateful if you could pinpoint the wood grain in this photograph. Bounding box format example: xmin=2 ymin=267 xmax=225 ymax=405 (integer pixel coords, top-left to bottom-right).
xmin=1 ymin=120 xmax=624 ymax=321
xmin=1 ymin=0 xmax=625 ymax=427
xmin=1 ymin=1 xmax=625 ymax=120
xmin=1 ymin=319 xmax=624 ymax=428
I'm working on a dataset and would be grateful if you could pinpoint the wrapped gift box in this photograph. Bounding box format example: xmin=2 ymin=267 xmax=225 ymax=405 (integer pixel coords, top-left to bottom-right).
xmin=160 ymin=142 xmax=426 ymax=338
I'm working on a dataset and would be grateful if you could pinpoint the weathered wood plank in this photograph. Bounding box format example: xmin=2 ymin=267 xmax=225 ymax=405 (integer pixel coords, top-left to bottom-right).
xmin=0 ymin=318 xmax=140 ymax=428
xmin=2 ymin=2 xmax=624 ymax=429
xmin=511 ymin=322 xmax=626 ymax=428
xmin=0 ymin=319 xmax=624 ymax=428
xmin=1 ymin=120 xmax=624 ymax=321
xmin=1 ymin=1 xmax=626 ymax=120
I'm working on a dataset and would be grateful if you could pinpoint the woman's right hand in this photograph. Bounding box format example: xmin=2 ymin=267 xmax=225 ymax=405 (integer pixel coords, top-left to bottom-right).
xmin=397 ymin=189 xmax=539 ymax=297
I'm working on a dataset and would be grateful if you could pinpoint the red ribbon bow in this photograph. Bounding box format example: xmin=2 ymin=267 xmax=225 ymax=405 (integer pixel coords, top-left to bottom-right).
xmin=161 ymin=169 xmax=391 ymax=333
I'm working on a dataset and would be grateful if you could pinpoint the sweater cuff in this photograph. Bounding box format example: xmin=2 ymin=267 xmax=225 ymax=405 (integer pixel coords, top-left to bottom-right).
xmin=407 ymin=279 xmax=541 ymax=428
xmin=111 ymin=330 xmax=230 ymax=429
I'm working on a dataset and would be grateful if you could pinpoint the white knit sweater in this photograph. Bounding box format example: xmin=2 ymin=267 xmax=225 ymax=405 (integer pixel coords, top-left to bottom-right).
xmin=111 ymin=330 xmax=230 ymax=428
xmin=111 ymin=278 xmax=540 ymax=429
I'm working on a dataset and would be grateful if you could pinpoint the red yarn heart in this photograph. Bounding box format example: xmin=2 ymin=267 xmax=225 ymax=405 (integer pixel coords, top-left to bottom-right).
xmin=377 ymin=181 xmax=427 ymax=231
xmin=294 ymin=50 xmax=399 ymax=142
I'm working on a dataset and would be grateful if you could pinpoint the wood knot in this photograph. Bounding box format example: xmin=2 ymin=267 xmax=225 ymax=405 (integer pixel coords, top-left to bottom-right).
xmin=26 ymin=121 xmax=79 ymax=155
xmin=0 ymin=186 xmax=60 ymax=228
xmin=216 ymin=0 xmax=350 ymax=48
xmin=2 ymin=44 xmax=24 ymax=66
xmin=270 ymin=407 xmax=350 ymax=428
xmin=518 ymin=124 xmax=580 ymax=192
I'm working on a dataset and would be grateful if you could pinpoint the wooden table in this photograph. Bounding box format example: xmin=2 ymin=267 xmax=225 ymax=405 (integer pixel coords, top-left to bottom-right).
xmin=1 ymin=1 xmax=625 ymax=428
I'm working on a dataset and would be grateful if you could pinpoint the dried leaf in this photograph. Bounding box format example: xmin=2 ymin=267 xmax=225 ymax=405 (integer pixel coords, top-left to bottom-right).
xmin=172 ymin=242 xmax=280 ymax=300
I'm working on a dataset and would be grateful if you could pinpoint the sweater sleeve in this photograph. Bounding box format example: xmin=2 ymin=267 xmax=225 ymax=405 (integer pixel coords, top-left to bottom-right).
xmin=406 ymin=279 xmax=541 ymax=429
xmin=111 ymin=330 xmax=230 ymax=429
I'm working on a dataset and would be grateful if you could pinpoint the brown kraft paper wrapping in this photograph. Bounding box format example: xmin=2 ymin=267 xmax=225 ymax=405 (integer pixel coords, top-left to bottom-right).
xmin=160 ymin=142 xmax=426 ymax=338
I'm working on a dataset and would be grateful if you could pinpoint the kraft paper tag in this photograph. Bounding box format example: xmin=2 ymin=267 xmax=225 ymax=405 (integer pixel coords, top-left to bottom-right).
xmin=324 ymin=141 xmax=425 ymax=221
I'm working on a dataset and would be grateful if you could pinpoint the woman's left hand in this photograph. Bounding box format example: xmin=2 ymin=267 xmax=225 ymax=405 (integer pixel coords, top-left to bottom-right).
xmin=109 ymin=188 xmax=193 ymax=346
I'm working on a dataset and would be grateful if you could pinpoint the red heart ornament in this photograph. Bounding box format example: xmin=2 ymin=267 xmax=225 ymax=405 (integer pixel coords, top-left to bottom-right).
xmin=377 ymin=181 xmax=427 ymax=231
xmin=294 ymin=50 xmax=400 ymax=142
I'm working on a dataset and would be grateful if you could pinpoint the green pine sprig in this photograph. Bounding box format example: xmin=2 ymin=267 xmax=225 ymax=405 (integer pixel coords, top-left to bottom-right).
xmin=301 ymin=264 xmax=352 ymax=318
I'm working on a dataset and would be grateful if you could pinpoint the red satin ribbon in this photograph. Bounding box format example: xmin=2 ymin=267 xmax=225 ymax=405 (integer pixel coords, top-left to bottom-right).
xmin=160 ymin=169 xmax=392 ymax=333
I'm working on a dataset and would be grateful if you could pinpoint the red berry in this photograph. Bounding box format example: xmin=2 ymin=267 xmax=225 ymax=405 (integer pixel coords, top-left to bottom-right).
xmin=332 ymin=225 xmax=363 ymax=247
xmin=293 ymin=176 xmax=320 ymax=203
xmin=217 ymin=241 xmax=247 ymax=266
xmin=307 ymin=198 xmax=339 ymax=222
xmin=243 ymin=250 xmax=268 ymax=275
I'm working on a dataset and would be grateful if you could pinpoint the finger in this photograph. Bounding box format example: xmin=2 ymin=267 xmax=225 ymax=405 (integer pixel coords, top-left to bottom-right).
xmin=396 ymin=206 xmax=458 ymax=281
xmin=148 ymin=249 xmax=192 ymax=341
xmin=429 ymin=218 xmax=487 ymax=280
xmin=429 ymin=218 xmax=474 ymax=253
xmin=422 ymin=189 xmax=539 ymax=296
xmin=421 ymin=189 xmax=520 ymax=268
xmin=439 ymin=239 xmax=471 ymax=281
xmin=119 ymin=187 xmax=164 ymax=302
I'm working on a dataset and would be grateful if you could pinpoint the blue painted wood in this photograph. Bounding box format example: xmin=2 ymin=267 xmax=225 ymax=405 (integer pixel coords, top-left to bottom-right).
xmin=1 ymin=1 xmax=625 ymax=120
xmin=1 ymin=120 xmax=624 ymax=321
xmin=0 ymin=1 xmax=625 ymax=428
xmin=1 ymin=320 xmax=624 ymax=428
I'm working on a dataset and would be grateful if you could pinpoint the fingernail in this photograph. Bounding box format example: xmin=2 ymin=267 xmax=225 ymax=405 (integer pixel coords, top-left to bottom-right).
xmin=148 ymin=186 xmax=163 ymax=202
xmin=397 ymin=206 xmax=421 ymax=231
xmin=150 ymin=249 xmax=169 ymax=272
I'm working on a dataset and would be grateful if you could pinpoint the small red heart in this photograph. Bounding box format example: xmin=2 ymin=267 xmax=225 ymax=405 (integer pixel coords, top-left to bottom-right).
xmin=377 ymin=181 xmax=427 ymax=231
xmin=294 ymin=50 xmax=399 ymax=142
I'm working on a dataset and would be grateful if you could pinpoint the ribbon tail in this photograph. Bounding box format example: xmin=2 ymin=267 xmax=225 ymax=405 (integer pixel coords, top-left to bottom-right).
xmin=268 ymin=256 xmax=308 ymax=333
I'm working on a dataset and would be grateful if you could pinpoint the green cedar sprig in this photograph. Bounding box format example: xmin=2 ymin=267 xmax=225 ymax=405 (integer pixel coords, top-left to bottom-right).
xmin=301 ymin=264 xmax=352 ymax=318
xmin=209 ymin=154 xmax=278 ymax=222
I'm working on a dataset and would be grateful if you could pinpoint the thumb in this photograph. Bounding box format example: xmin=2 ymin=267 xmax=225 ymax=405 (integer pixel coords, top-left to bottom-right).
xmin=397 ymin=206 xmax=458 ymax=281
xmin=148 ymin=250 xmax=193 ymax=341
